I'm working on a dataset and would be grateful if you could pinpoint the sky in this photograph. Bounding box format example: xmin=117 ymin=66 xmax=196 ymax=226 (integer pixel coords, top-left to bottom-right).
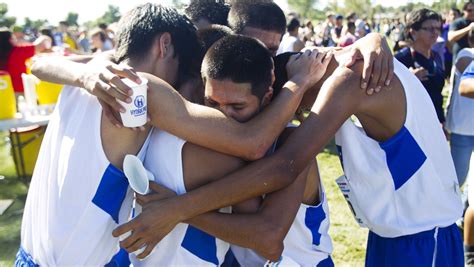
xmin=5 ymin=0 xmax=433 ymax=26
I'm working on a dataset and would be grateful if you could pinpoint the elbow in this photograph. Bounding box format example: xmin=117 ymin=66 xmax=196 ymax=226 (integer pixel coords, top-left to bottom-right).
xmin=30 ymin=60 xmax=43 ymax=78
xmin=240 ymin=137 xmax=270 ymax=161
xmin=256 ymin=224 xmax=286 ymax=262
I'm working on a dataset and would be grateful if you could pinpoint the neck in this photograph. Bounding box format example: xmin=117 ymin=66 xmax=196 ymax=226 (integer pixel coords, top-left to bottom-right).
xmin=289 ymin=30 xmax=298 ymax=37
xmin=123 ymin=57 xmax=155 ymax=74
xmin=412 ymin=42 xmax=431 ymax=58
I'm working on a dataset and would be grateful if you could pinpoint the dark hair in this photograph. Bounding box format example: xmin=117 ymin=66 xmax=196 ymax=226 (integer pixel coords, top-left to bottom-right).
xmin=287 ymin=17 xmax=300 ymax=32
xmin=40 ymin=28 xmax=57 ymax=46
xmin=406 ymin=8 xmax=441 ymax=40
xmin=0 ymin=29 xmax=13 ymax=70
xmin=202 ymin=35 xmax=273 ymax=100
xmin=463 ymin=1 xmax=474 ymax=11
xmin=347 ymin=22 xmax=356 ymax=30
xmin=228 ymin=2 xmax=286 ymax=36
xmin=115 ymin=3 xmax=201 ymax=82
xmin=59 ymin=21 xmax=69 ymax=27
xmin=98 ymin=23 xmax=108 ymax=30
xmin=185 ymin=0 xmax=230 ymax=26
xmin=198 ymin=24 xmax=233 ymax=52
xmin=451 ymin=8 xmax=461 ymax=17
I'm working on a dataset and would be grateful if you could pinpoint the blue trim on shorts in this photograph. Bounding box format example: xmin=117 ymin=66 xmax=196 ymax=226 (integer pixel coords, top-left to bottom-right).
xmin=15 ymin=247 xmax=38 ymax=267
xmin=365 ymin=223 xmax=463 ymax=267
xmin=92 ymin=164 xmax=129 ymax=223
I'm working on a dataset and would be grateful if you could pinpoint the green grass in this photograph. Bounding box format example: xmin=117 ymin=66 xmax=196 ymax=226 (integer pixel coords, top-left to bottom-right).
xmin=0 ymin=131 xmax=28 ymax=267
xmin=0 ymin=133 xmax=367 ymax=266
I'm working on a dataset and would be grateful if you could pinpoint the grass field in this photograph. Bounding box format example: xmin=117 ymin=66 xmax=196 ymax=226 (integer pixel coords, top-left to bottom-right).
xmin=0 ymin=132 xmax=367 ymax=266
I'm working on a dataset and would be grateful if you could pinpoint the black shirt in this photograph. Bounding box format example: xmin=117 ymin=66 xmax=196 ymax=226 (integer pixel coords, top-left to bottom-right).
xmin=395 ymin=47 xmax=446 ymax=123
xmin=450 ymin=17 xmax=472 ymax=59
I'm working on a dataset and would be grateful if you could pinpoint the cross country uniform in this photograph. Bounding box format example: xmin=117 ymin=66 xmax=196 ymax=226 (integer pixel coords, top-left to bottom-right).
xmin=17 ymin=86 xmax=152 ymax=266
xmin=131 ymin=129 xmax=230 ymax=266
xmin=232 ymin=125 xmax=334 ymax=267
xmin=334 ymin=59 xmax=464 ymax=266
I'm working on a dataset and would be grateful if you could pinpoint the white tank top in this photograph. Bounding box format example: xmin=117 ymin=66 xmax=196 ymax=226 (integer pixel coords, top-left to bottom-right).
xmin=21 ymin=86 xmax=151 ymax=266
xmin=335 ymin=59 xmax=463 ymax=238
xmin=446 ymin=47 xmax=474 ymax=136
xmin=233 ymin=125 xmax=333 ymax=266
xmin=132 ymin=129 xmax=229 ymax=266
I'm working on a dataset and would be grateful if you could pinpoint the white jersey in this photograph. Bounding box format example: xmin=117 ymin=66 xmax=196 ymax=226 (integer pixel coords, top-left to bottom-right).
xmin=132 ymin=129 xmax=229 ymax=266
xmin=446 ymin=47 xmax=474 ymax=136
xmin=233 ymin=126 xmax=333 ymax=267
xmin=335 ymin=59 xmax=463 ymax=238
xmin=276 ymin=33 xmax=300 ymax=55
xmin=233 ymin=183 xmax=333 ymax=267
xmin=21 ymin=86 xmax=150 ymax=266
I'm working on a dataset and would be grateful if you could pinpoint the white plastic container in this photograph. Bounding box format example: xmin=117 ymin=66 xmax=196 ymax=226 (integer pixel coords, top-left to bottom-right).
xmin=117 ymin=78 xmax=148 ymax=127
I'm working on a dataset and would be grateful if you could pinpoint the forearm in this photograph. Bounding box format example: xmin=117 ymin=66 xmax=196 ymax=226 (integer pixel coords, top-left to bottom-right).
xmin=145 ymin=72 xmax=306 ymax=160
xmin=460 ymin=79 xmax=474 ymax=98
xmin=167 ymin=67 xmax=358 ymax=225
xmin=31 ymin=56 xmax=88 ymax=87
xmin=448 ymin=27 xmax=471 ymax=43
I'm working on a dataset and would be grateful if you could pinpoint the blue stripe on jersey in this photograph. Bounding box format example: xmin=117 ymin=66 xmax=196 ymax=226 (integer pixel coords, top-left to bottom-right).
xmin=305 ymin=205 xmax=326 ymax=246
xmin=92 ymin=164 xmax=129 ymax=224
xmin=336 ymin=145 xmax=344 ymax=171
xmin=379 ymin=126 xmax=427 ymax=191
xmin=105 ymin=248 xmax=131 ymax=267
xmin=181 ymin=225 xmax=219 ymax=265
xmin=15 ymin=246 xmax=39 ymax=267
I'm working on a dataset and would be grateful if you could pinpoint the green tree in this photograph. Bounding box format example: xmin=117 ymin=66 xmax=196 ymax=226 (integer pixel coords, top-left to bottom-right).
xmin=343 ymin=0 xmax=371 ymax=17
xmin=98 ymin=5 xmax=121 ymax=25
xmin=288 ymin=0 xmax=317 ymax=18
xmin=66 ymin=12 xmax=79 ymax=26
xmin=0 ymin=2 xmax=16 ymax=28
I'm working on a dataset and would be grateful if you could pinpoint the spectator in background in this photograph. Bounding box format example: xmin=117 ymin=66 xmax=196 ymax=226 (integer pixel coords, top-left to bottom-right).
xmin=0 ymin=28 xmax=51 ymax=93
xmin=445 ymin=30 xmax=474 ymax=265
xmin=277 ymin=17 xmax=304 ymax=55
xmin=302 ymin=19 xmax=315 ymax=46
xmin=77 ymin=27 xmax=91 ymax=53
xmin=56 ymin=21 xmax=77 ymax=50
xmin=228 ymin=1 xmax=286 ymax=56
xmin=90 ymin=28 xmax=113 ymax=53
xmin=449 ymin=1 xmax=474 ymax=60
xmin=331 ymin=15 xmax=344 ymax=46
xmin=443 ymin=8 xmax=461 ymax=78
xmin=339 ymin=22 xmax=357 ymax=47
xmin=184 ymin=0 xmax=230 ymax=29
xmin=395 ymin=9 xmax=446 ymax=128
xmin=321 ymin=12 xmax=335 ymax=47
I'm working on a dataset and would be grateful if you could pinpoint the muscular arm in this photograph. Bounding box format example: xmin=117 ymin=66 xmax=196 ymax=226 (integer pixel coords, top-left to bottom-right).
xmin=31 ymin=57 xmax=307 ymax=160
xmin=114 ymin=60 xmax=408 ymax=260
xmin=448 ymin=24 xmax=472 ymax=43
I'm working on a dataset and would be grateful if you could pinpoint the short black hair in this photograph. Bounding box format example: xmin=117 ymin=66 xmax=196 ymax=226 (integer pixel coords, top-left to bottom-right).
xmin=406 ymin=8 xmax=441 ymax=40
xmin=185 ymin=0 xmax=230 ymax=26
xmin=197 ymin=24 xmax=233 ymax=53
xmin=228 ymin=1 xmax=286 ymax=36
xmin=115 ymin=3 xmax=201 ymax=82
xmin=463 ymin=1 xmax=474 ymax=11
xmin=451 ymin=7 xmax=461 ymax=17
xmin=202 ymin=35 xmax=273 ymax=100
xmin=287 ymin=17 xmax=300 ymax=32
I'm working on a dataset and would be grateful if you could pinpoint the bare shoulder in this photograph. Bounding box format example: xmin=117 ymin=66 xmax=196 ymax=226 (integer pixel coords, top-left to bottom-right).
xmin=456 ymin=57 xmax=473 ymax=73
xmin=182 ymin=142 xmax=246 ymax=191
